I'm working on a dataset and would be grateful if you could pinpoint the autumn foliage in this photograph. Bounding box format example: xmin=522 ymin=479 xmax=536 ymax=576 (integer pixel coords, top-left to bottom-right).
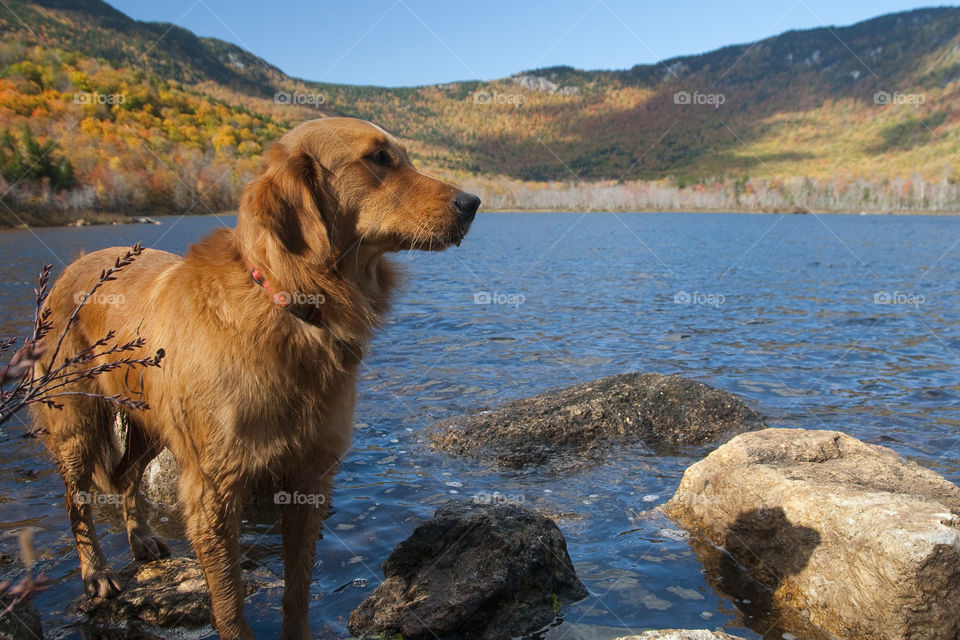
xmin=2 ymin=1 xmax=960 ymax=223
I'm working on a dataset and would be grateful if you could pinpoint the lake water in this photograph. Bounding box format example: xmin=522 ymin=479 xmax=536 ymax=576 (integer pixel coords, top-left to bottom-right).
xmin=1 ymin=212 xmax=959 ymax=639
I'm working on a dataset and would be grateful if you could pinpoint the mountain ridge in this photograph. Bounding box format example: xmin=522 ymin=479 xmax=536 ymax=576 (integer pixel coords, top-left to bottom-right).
xmin=1 ymin=0 xmax=959 ymax=223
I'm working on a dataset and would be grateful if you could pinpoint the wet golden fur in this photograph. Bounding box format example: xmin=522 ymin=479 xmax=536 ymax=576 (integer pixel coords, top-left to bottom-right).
xmin=31 ymin=117 xmax=478 ymax=639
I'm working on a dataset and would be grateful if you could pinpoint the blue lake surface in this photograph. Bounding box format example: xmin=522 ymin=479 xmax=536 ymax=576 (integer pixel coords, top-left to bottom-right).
xmin=1 ymin=212 xmax=959 ymax=639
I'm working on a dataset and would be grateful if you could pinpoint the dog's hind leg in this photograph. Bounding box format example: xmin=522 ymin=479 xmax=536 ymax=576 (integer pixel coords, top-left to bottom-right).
xmin=107 ymin=412 xmax=171 ymax=561
xmin=36 ymin=398 xmax=122 ymax=598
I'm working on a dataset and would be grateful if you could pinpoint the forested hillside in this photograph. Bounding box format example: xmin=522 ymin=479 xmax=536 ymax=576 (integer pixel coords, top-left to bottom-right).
xmin=2 ymin=0 xmax=959 ymax=224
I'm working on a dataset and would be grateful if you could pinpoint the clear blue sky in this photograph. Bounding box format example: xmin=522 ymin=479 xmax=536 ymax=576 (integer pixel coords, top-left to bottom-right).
xmin=104 ymin=0 xmax=950 ymax=87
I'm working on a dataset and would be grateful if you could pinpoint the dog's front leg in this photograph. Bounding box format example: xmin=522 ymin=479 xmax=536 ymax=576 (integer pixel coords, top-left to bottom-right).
xmin=182 ymin=472 xmax=253 ymax=640
xmin=279 ymin=483 xmax=330 ymax=640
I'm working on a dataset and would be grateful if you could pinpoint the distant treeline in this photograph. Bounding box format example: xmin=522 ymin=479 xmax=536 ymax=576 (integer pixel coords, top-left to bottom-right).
xmin=2 ymin=167 xmax=958 ymax=228
xmin=458 ymin=174 xmax=960 ymax=214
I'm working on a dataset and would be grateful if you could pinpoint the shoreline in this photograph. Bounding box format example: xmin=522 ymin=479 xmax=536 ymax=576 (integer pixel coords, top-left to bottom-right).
xmin=480 ymin=208 xmax=960 ymax=216
xmin=2 ymin=207 xmax=959 ymax=231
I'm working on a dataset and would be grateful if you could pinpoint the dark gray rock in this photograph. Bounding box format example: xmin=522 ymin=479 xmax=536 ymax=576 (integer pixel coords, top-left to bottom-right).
xmin=348 ymin=500 xmax=588 ymax=640
xmin=0 ymin=595 xmax=42 ymax=640
xmin=430 ymin=373 xmax=764 ymax=471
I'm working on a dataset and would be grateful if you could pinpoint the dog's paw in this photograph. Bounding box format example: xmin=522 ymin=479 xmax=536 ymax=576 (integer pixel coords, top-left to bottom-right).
xmin=83 ymin=568 xmax=122 ymax=598
xmin=130 ymin=529 xmax=171 ymax=561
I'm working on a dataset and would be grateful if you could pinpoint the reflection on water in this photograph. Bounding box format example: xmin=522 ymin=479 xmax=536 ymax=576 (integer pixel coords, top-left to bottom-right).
xmin=1 ymin=212 xmax=958 ymax=638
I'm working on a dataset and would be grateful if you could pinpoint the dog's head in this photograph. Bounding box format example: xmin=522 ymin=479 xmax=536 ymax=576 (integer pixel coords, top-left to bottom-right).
xmin=238 ymin=117 xmax=480 ymax=268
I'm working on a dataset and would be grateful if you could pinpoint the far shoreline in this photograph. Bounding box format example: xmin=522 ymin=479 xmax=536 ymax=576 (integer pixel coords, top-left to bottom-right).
xmin=480 ymin=208 xmax=960 ymax=216
xmin=2 ymin=207 xmax=960 ymax=231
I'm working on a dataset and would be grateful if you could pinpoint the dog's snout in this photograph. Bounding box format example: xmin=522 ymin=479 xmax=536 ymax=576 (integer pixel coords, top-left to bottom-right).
xmin=454 ymin=192 xmax=481 ymax=222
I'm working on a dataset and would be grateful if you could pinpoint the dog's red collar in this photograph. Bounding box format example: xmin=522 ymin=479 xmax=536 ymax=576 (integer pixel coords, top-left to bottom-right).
xmin=249 ymin=264 xmax=325 ymax=328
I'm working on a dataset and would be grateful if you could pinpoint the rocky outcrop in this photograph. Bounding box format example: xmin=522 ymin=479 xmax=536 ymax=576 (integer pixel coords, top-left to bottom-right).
xmin=431 ymin=373 xmax=764 ymax=471
xmin=616 ymin=631 xmax=745 ymax=640
xmin=511 ymin=74 xmax=579 ymax=94
xmin=75 ymin=557 xmax=279 ymax=637
xmin=348 ymin=500 xmax=587 ymax=640
xmin=666 ymin=428 xmax=960 ymax=640
xmin=512 ymin=74 xmax=558 ymax=92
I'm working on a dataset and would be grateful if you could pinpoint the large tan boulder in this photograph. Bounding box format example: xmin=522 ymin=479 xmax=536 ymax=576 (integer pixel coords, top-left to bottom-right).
xmin=615 ymin=631 xmax=745 ymax=640
xmin=666 ymin=428 xmax=960 ymax=640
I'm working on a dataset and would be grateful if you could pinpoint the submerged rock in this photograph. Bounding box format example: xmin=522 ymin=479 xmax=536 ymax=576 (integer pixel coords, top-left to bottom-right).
xmin=430 ymin=373 xmax=764 ymax=471
xmin=75 ymin=557 xmax=279 ymax=638
xmin=348 ymin=500 xmax=587 ymax=640
xmin=666 ymin=428 xmax=960 ymax=640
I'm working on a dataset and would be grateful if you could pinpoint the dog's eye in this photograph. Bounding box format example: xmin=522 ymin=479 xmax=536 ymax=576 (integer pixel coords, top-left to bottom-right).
xmin=367 ymin=149 xmax=392 ymax=167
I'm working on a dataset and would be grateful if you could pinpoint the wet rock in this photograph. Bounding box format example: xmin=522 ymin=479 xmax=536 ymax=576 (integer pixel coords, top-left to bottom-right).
xmin=615 ymin=631 xmax=746 ymax=640
xmin=0 ymin=595 xmax=42 ymax=640
xmin=666 ymin=428 xmax=960 ymax=640
xmin=430 ymin=373 xmax=764 ymax=471
xmin=348 ymin=500 xmax=588 ymax=640
xmin=75 ymin=557 xmax=279 ymax=637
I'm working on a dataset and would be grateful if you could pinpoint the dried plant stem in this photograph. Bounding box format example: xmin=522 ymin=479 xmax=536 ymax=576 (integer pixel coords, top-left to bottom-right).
xmin=0 ymin=243 xmax=164 ymax=429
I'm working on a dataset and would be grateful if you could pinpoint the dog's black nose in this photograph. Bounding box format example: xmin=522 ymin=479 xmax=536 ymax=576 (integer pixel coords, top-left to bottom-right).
xmin=454 ymin=192 xmax=481 ymax=222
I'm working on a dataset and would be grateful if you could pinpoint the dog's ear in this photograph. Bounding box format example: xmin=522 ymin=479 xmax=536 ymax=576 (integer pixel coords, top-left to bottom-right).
xmin=239 ymin=143 xmax=332 ymax=262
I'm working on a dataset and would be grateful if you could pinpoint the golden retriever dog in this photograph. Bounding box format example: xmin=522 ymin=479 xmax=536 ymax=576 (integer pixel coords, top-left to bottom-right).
xmin=31 ymin=117 xmax=480 ymax=639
